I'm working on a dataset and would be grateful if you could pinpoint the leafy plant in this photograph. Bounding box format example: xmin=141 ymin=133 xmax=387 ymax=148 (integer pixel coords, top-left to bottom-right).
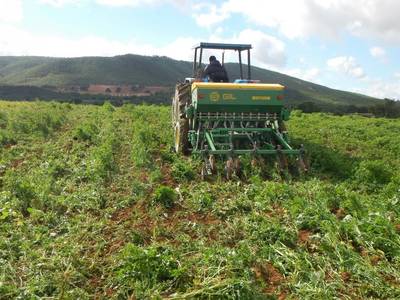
xmin=171 ymin=160 xmax=196 ymax=181
xmin=1 ymin=101 xmax=400 ymax=299
xmin=152 ymin=185 xmax=177 ymax=208
xmin=72 ymin=122 xmax=98 ymax=141
xmin=354 ymin=160 xmax=393 ymax=189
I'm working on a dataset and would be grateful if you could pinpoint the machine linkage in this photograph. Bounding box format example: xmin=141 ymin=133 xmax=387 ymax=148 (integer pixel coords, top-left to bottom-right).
xmin=199 ymin=144 xmax=308 ymax=181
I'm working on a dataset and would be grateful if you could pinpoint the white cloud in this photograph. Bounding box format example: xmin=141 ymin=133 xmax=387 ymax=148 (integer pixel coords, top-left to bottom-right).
xmin=96 ymin=0 xmax=157 ymax=6
xmin=155 ymin=36 xmax=199 ymax=61
xmin=362 ymin=79 xmax=400 ymax=99
xmin=39 ymin=0 xmax=151 ymax=7
xmin=370 ymin=46 xmax=386 ymax=61
xmin=192 ymin=3 xmax=230 ymax=28
xmin=0 ymin=24 xmax=197 ymax=59
xmin=215 ymin=26 xmax=224 ymax=35
xmin=38 ymin=0 xmax=188 ymax=7
xmin=194 ymin=0 xmax=400 ymax=44
xmin=243 ymin=0 xmax=315 ymax=39
xmin=194 ymin=0 xmax=308 ymax=39
xmin=237 ymin=29 xmax=286 ymax=69
xmin=0 ymin=0 xmax=23 ymax=23
xmin=327 ymin=56 xmax=365 ymax=79
xmin=347 ymin=72 xmax=400 ymax=99
xmin=38 ymin=0 xmax=81 ymax=7
xmin=206 ymin=29 xmax=287 ymax=69
xmin=95 ymin=0 xmax=187 ymax=7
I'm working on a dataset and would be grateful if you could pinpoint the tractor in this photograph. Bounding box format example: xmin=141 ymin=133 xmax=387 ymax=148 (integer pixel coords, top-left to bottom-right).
xmin=172 ymin=42 xmax=307 ymax=179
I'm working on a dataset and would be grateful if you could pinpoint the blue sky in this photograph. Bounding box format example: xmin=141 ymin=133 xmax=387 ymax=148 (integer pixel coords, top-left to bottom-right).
xmin=0 ymin=0 xmax=399 ymax=99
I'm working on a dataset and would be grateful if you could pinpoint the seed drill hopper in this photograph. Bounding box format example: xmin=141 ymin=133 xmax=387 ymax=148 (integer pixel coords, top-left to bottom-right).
xmin=172 ymin=42 xmax=307 ymax=179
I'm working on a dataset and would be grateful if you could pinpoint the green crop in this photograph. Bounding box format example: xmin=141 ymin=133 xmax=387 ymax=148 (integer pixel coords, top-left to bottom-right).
xmin=0 ymin=101 xmax=399 ymax=299
xmin=153 ymin=185 xmax=177 ymax=208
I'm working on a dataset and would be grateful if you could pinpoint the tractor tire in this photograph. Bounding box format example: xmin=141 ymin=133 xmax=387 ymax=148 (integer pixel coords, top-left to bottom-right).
xmin=173 ymin=82 xmax=191 ymax=155
xmin=173 ymin=82 xmax=190 ymax=122
xmin=174 ymin=118 xmax=189 ymax=155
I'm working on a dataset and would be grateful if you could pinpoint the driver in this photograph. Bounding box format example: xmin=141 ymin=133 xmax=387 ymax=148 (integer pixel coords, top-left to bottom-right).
xmin=202 ymin=55 xmax=229 ymax=82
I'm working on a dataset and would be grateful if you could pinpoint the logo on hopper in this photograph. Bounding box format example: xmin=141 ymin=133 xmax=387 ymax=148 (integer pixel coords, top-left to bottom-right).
xmin=223 ymin=93 xmax=236 ymax=100
xmin=209 ymin=92 xmax=220 ymax=102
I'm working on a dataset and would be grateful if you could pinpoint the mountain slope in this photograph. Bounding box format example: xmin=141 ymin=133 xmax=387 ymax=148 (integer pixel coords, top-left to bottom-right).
xmin=0 ymin=54 xmax=381 ymax=107
xmin=0 ymin=55 xmax=191 ymax=86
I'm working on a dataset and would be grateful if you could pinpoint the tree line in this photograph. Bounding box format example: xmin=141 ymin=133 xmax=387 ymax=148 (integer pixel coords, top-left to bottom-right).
xmin=295 ymin=98 xmax=400 ymax=118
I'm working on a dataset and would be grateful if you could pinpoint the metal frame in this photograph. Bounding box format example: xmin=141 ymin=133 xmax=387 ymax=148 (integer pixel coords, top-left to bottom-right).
xmin=192 ymin=42 xmax=252 ymax=80
xmin=192 ymin=128 xmax=301 ymax=156
xmin=189 ymin=111 xmax=302 ymax=158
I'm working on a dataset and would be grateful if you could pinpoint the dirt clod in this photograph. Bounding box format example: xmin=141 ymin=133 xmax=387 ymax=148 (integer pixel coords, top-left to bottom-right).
xmin=254 ymin=262 xmax=284 ymax=295
xmin=298 ymin=229 xmax=311 ymax=244
xmin=341 ymin=271 xmax=351 ymax=282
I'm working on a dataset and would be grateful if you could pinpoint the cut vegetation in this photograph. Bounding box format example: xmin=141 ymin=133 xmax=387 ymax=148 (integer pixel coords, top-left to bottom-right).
xmin=0 ymin=101 xmax=399 ymax=299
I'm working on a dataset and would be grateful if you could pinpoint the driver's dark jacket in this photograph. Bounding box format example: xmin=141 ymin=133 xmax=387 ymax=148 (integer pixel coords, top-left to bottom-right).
xmin=203 ymin=60 xmax=229 ymax=82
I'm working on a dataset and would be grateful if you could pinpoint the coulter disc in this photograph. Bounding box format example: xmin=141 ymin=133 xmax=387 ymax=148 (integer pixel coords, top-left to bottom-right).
xmin=225 ymin=158 xmax=234 ymax=180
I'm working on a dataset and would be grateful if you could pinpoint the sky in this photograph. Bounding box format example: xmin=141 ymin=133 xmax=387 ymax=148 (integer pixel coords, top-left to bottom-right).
xmin=0 ymin=0 xmax=399 ymax=99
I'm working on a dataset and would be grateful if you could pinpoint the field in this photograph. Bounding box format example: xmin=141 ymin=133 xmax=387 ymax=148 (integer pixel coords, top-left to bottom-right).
xmin=1 ymin=101 xmax=400 ymax=299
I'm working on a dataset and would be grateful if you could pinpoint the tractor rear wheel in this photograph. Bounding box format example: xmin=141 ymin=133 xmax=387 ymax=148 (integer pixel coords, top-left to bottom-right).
xmin=173 ymin=82 xmax=191 ymax=155
xmin=174 ymin=118 xmax=189 ymax=154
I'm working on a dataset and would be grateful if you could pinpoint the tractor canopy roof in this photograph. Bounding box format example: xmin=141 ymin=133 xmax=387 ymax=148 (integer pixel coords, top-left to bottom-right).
xmin=194 ymin=42 xmax=252 ymax=51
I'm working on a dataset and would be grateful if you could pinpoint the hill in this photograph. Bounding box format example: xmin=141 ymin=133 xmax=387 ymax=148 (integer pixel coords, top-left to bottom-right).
xmin=1 ymin=101 xmax=400 ymax=298
xmin=0 ymin=55 xmax=382 ymax=108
